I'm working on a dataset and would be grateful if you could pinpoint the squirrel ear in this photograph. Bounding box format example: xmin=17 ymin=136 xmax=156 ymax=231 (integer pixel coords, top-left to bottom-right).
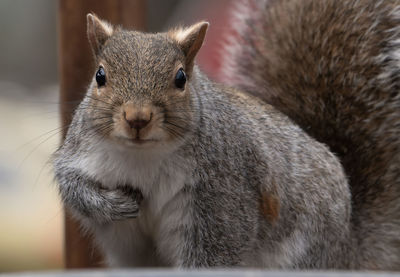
xmin=169 ymin=22 xmax=209 ymax=70
xmin=87 ymin=13 xmax=114 ymax=56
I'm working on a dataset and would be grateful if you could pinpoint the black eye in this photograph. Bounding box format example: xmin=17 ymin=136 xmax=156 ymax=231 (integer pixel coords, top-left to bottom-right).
xmin=96 ymin=67 xmax=106 ymax=87
xmin=175 ymin=68 xmax=186 ymax=89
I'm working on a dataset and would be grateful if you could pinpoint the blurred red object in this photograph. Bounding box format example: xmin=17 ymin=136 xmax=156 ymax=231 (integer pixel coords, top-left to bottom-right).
xmin=194 ymin=0 xmax=237 ymax=82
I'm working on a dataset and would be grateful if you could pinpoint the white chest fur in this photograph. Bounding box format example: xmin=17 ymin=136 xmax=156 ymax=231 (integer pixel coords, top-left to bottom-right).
xmin=68 ymin=141 xmax=191 ymax=266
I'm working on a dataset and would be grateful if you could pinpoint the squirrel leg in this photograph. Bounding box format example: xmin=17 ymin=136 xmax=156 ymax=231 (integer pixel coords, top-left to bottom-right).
xmin=56 ymin=167 xmax=143 ymax=224
xmin=93 ymin=222 xmax=163 ymax=267
xmin=170 ymin=213 xmax=247 ymax=267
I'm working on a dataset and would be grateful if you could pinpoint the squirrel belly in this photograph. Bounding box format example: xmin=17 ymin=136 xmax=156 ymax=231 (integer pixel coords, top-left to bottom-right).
xmin=222 ymin=0 xmax=400 ymax=269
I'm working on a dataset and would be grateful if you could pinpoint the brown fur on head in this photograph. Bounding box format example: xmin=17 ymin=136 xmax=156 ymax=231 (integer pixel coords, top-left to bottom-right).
xmin=85 ymin=14 xmax=208 ymax=149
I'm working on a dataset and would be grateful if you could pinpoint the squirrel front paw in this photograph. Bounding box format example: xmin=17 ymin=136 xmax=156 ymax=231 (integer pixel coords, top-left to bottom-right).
xmin=56 ymin=168 xmax=144 ymax=225
xmin=61 ymin=179 xmax=144 ymax=224
xmin=98 ymin=187 xmax=143 ymax=222
xmin=87 ymin=186 xmax=143 ymax=223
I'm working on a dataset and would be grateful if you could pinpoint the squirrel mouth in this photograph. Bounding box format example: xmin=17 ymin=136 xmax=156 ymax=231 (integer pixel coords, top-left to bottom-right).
xmin=131 ymin=138 xmax=152 ymax=144
xmin=131 ymin=133 xmax=154 ymax=144
xmin=114 ymin=135 xmax=156 ymax=146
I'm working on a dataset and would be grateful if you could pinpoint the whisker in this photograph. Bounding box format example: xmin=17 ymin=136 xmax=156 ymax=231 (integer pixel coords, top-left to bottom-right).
xmin=160 ymin=124 xmax=186 ymax=140
xmin=164 ymin=121 xmax=189 ymax=131
xmin=18 ymin=128 xmax=62 ymax=171
xmin=16 ymin=126 xmax=66 ymax=152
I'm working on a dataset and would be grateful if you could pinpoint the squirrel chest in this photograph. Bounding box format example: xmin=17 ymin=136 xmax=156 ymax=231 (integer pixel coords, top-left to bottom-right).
xmin=75 ymin=143 xmax=192 ymax=265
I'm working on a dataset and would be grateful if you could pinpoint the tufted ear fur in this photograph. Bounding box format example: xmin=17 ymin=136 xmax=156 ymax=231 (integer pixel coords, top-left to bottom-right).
xmin=87 ymin=13 xmax=114 ymax=56
xmin=169 ymin=22 xmax=209 ymax=71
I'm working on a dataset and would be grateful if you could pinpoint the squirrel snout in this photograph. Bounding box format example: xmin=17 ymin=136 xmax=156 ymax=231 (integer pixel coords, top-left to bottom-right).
xmin=126 ymin=118 xmax=150 ymax=130
xmin=123 ymin=105 xmax=152 ymax=131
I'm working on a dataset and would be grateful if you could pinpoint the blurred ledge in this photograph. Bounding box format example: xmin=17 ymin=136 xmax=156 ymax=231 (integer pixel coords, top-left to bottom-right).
xmin=1 ymin=270 xmax=400 ymax=277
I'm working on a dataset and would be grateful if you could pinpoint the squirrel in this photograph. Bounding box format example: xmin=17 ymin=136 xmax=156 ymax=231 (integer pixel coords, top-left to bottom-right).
xmin=53 ymin=0 xmax=400 ymax=270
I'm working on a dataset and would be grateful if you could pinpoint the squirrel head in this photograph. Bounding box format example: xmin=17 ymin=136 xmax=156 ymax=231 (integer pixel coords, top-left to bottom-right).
xmin=84 ymin=14 xmax=208 ymax=149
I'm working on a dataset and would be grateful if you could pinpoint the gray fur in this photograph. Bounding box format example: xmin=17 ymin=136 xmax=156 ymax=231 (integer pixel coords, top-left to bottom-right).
xmin=53 ymin=6 xmax=377 ymax=269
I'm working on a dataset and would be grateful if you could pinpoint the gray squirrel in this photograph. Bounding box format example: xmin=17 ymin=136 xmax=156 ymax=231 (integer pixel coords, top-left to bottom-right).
xmin=54 ymin=0 xmax=400 ymax=269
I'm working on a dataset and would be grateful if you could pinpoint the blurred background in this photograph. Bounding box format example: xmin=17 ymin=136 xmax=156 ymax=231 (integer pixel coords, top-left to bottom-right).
xmin=0 ymin=0 xmax=234 ymax=273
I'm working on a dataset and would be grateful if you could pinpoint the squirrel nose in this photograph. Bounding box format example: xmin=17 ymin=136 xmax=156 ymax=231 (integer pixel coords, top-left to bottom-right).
xmin=127 ymin=118 xmax=150 ymax=130
xmin=123 ymin=107 xmax=152 ymax=131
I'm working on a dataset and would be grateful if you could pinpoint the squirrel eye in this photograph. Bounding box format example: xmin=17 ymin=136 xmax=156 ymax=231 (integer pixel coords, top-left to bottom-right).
xmin=175 ymin=68 xmax=186 ymax=89
xmin=96 ymin=67 xmax=106 ymax=87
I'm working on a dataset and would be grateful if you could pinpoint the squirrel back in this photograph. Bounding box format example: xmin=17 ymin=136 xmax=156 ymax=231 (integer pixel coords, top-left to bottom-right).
xmin=223 ymin=0 xmax=400 ymax=269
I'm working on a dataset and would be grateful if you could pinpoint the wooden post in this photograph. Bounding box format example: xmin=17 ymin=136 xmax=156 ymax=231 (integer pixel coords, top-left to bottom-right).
xmin=58 ymin=0 xmax=146 ymax=268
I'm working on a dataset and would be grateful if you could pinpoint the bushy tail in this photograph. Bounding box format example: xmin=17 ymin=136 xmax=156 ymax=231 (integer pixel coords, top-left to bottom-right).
xmin=222 ymin=0 xmax=400 ymax=269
